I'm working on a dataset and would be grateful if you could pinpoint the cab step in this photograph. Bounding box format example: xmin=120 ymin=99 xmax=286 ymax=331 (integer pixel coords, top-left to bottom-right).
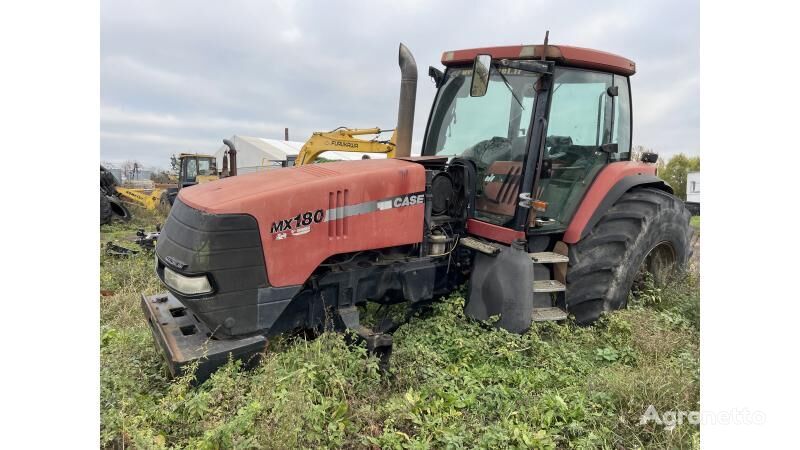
xmin=529 ymin=252 xmax=569 ymax=264
xmin=460 ymin=236 xmax=501 ymax=255
xmin=532 ymin=307 xmax=569 ymax=322
xmin=533 ymin=279 xmax=566 ymax=293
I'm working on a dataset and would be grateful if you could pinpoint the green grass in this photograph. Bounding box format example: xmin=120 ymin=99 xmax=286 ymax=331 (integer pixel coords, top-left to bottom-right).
xmin=100 ymin=214 xmax=700 ymax=449
xmin=690 ymin=216 xmax=700 ymax=230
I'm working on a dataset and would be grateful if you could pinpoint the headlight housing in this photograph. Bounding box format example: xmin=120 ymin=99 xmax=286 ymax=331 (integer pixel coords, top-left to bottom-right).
xmin=163 ymin=266 xmax=213 ymax=296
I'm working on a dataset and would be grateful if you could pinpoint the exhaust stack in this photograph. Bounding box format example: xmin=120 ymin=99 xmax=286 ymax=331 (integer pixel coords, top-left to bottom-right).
xmin=222 ymin=138 xmax=238 ymax=177
xmin=395 ymin=43 xmax=417 ymax=158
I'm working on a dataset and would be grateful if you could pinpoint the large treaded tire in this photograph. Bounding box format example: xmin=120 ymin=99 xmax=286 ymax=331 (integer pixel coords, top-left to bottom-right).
xmin=100 ymin=190 xmax=112 ymax=225
xmin=107 ymin=195 xmax=132 ymax=221
xmin=565 ymin=187 xmax=693 ymax=324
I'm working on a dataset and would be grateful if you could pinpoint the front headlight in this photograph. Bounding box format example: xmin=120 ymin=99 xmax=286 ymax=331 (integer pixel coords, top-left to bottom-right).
xmin=163 ymin=266 xmax=213 ymax=295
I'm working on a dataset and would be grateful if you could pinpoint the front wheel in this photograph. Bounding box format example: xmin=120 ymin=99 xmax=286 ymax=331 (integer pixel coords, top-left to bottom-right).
xmin=565 ymin=187 xmax=693 ymax=324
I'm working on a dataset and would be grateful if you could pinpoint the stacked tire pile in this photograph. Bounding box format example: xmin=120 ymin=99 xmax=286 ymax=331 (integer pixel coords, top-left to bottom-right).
xmin=100 ymin=165 xmax=131 ymax=225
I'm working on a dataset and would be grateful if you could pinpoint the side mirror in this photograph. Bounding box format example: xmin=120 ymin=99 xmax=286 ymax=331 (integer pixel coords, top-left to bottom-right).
xmin=641 ymin=152 xmax=659 ymax=163
xmin=428 ymin=66 xmax=444 ymax=88
xmin=470 ymin=54 xmax=492 ymax=97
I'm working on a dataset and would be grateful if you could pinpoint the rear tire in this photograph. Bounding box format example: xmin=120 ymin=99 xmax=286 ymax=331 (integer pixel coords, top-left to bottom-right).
xmin=565 ymin=187 xmax=693 ymax=324
xmin=100 ymin=190 xmax=112 ymax=225
xmin=108 ymin=196 xmax=132 ymax=221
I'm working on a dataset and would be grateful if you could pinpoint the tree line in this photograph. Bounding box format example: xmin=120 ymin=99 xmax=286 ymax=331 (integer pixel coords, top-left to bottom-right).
xmin=633 ymin=145 xmax=700 ymax=201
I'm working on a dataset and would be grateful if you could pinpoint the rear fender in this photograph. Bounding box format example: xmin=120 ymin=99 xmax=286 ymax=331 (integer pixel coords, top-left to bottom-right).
xmin=563 ymin=161 xmax=671 ymax=243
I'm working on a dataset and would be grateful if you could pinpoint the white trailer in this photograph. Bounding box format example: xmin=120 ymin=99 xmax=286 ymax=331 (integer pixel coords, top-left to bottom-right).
xmin=686 ymin=171 xmax=700 ymax=215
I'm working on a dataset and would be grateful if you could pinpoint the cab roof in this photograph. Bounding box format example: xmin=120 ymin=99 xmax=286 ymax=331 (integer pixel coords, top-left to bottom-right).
xmin=441 ymin=44 xmax=636 ymax=76
xmin=178 ymin=153 xmax=215 ymax=158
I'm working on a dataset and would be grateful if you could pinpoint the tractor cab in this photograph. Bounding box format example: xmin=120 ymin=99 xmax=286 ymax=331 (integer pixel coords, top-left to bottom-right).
xmin=178 ymin=153 xmax=219 ymax=189
xmin=422 ymin=44 xmax=634 ymax=234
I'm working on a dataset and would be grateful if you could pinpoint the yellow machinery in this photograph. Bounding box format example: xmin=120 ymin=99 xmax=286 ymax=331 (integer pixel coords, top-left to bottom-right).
xmin=294 ymin=127 xmax=396 ymax=166
xmin=176 ymin=153 xmax=220 ymax=185
xmin=115 ymin=132 xmax=395 ymax=212
xmin=114 ymin=153 xmax=220 ymax=211
xmin=114 ymin=187 xmax=166 ymax=210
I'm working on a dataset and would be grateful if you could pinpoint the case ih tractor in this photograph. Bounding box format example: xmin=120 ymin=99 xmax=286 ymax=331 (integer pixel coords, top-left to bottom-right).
xmin=142 ymin=40 xmax=692 ymax=381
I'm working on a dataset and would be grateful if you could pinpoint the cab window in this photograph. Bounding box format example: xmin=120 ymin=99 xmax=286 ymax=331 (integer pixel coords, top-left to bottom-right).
xmin=198 ymin=159 xmax=212 ymax=176
xmin=424 ymin=67 xmax=541 ymax=226
xmin=612 ymin=75 xmax=631 ymax=160
xmin=185 ymin=159 xmax=198 ymax=183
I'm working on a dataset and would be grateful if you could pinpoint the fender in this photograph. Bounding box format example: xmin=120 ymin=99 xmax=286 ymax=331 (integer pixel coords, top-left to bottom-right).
xmin=563 ymin=161 xmax=672 ymax=244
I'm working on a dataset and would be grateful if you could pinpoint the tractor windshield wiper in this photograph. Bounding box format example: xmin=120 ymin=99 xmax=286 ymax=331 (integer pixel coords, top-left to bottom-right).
xmin=491 ymin=63 xmax=524 ymax=109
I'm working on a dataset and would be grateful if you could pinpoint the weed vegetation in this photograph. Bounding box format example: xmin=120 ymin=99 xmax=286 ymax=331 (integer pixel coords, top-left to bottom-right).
xmin=101 ymin=208 xmax=699 ymax=449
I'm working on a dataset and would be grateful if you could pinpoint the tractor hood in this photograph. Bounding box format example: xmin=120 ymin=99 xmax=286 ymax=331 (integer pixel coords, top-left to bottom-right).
xmin=175 ymin=158 xmax=427 ymax=287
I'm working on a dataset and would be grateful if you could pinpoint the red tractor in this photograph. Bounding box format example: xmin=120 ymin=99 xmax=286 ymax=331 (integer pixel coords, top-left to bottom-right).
xmin=142 ymin=40 xmax=692 ymax=381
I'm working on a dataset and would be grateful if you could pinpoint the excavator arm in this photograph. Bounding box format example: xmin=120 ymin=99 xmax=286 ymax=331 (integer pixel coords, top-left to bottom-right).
xmin=295 ymin=127 xmax=396 ymax=166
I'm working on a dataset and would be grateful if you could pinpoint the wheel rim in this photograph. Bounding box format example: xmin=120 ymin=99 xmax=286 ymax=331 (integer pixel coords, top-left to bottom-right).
xmin=636 ymin=241 xmax=677 ymax=287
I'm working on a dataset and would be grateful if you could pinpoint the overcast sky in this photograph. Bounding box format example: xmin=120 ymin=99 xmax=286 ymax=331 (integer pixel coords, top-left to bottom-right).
xmin=101 ymin=0 xmax=698 ymax=169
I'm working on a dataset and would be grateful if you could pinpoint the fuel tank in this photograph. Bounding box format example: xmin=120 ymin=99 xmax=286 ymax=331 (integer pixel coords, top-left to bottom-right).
xmin=164 ymin=158 xmax=426 ymax=288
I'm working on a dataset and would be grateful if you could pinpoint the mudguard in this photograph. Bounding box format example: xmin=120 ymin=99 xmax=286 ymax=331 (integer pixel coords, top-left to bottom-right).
xmin=563 ymin=161 xmax=672 ymax=243
xmin=464 ymin=239 xmax=533 ymax=334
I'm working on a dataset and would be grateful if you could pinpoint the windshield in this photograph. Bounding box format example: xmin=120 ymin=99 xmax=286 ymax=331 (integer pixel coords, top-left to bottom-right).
xmin=198 ymin=158 xmax=214 ymax=176
xmin=425 ymin=67 xmax=539 ymax=159
xmin=424 ymin=66 xmax=541 ymax=226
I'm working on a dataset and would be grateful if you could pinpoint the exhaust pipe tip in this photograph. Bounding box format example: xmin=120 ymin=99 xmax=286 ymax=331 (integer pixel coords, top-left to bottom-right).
xmin=398 ymin=43 xmax=418 ymax=82
xmin=396 ymin=43 xmax=418 ymax=158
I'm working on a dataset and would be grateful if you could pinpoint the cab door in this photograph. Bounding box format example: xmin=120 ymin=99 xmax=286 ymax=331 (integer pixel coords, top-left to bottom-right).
xmin=533 ymin=67 xmax=631 ymax=229
xmin=180 ymin=156 xmax=199 ymax=189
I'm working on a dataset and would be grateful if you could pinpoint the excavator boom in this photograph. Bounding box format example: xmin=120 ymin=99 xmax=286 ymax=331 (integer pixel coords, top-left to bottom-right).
xmin=294 ymin=127 xmax=396 ymax=166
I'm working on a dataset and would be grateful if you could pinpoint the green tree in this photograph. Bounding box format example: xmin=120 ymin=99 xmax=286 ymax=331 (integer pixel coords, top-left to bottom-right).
xmin=659 ymin=153 xmax=700 ymax=200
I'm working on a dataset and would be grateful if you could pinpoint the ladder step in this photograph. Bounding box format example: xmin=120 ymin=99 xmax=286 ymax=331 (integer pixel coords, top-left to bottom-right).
xmin=460 ymin=236 xmax=501 ymax=256
xmin=533 ymin=279 xmax=566 ymax=293
xmin=529 ymin=252 xmax=569 ymax=264
xmin=532 ymin=307 xmax=569 ymax=322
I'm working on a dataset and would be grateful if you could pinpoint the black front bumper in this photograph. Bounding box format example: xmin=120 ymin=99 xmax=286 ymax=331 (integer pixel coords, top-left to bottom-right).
xmin=155 ymin=198 xmax=270 ymax=338
xmin=141 ymin=292 xmax=267 ymax=383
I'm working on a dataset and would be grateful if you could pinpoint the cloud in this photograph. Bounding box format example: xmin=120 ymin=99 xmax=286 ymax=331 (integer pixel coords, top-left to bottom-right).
xmin=101 ymin=106 xmax=285 ymax=135
xmin=101 ymin=0 xmax=699 ymax=169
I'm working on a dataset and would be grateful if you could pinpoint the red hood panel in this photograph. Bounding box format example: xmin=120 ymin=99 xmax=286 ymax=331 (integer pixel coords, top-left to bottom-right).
xmin=178 ymin=159 xmax=426 ymax=287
